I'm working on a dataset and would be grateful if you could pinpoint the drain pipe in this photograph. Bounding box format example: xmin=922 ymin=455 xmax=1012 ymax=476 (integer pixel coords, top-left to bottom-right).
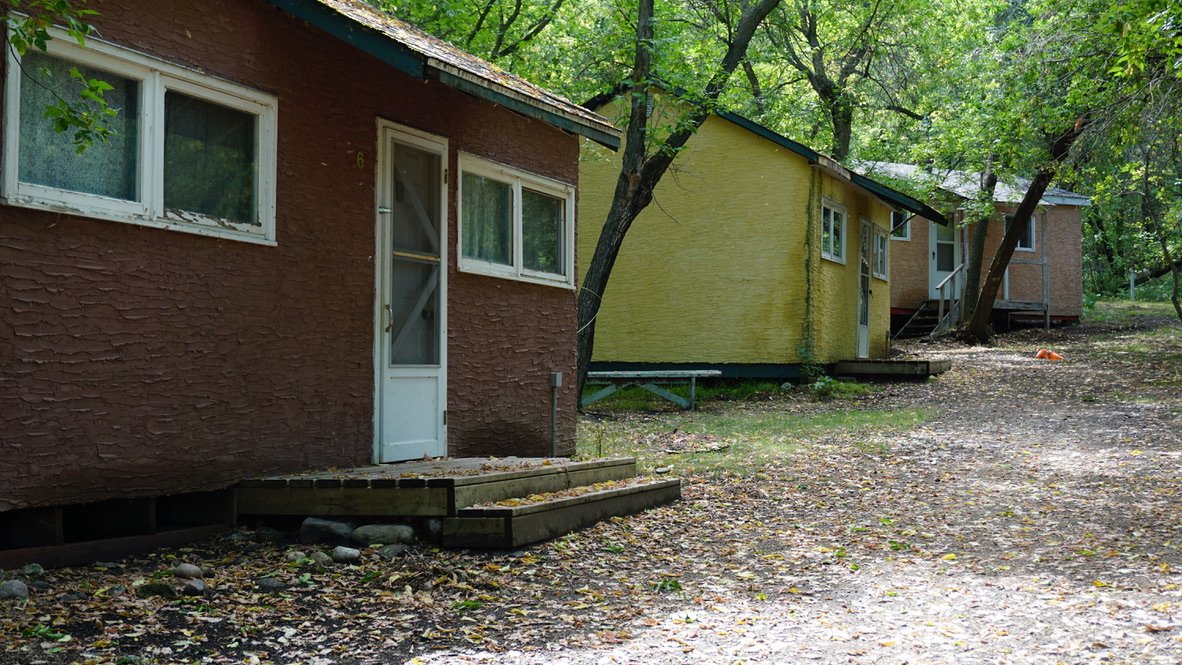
xmin=550 ymin=371 xmax=563 ymax=457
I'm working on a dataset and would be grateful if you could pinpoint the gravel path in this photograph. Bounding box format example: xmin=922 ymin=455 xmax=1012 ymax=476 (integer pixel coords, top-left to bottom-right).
xmin=415 ymin=323 xmax=1182 ymax=664
xmin=2 ymin=318 xmax=1179 ymax=664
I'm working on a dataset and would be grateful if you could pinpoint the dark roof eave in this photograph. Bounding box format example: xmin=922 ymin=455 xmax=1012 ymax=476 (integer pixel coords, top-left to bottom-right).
xmin=849 ymin=173 xmax=948 ymax=225
xmin=432 ymin=70 xmax=621 ymax=150
xmin=269 ymin=0 xmax=621 ymax=150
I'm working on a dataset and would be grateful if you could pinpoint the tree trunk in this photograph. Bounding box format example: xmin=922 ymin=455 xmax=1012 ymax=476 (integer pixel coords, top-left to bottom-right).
xmin=959 ymin=158 xmax=998 ymax=325
xmin=1141 ymin=155 xmax=1182 ymax=322
xmin=828 ymin=93 xmax=854 ymax=161
xmin=1134 ymin=258 xmax=1182 ymax=286
xmin=575 ymin=0 xmax=782 ymax=400
xmin=965 ymin=123 xmax=1087 ymax=342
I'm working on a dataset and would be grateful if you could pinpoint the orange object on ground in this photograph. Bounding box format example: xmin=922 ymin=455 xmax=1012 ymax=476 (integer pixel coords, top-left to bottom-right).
xmin=1035 ymin=349 xmax=1064 ymax=361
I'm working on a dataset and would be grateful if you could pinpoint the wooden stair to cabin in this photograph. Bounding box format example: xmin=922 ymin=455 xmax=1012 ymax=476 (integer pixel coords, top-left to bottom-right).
xmin=237 ymin=457 xmax=680 ymax=550
xmin=894 ymin=300 xmax=943 ymax=339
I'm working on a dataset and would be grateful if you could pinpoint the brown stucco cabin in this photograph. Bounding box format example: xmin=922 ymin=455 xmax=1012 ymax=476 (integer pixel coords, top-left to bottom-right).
xmin=860 ymin=163 xmax=1089 ymax=336
xmin=0 ymin=0 xmax=619 ymax=536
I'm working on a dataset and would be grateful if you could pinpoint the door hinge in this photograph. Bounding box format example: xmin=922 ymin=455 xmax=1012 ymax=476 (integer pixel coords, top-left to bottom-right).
xmin=442 ymin=410 xmax=447 ymax=425
xmin=444 ymin=169 xmax=448 ymax=185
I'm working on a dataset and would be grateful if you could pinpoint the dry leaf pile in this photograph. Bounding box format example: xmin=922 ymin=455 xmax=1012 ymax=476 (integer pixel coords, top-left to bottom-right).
xmin=2 ymin=315 xmax=1180 ymax=664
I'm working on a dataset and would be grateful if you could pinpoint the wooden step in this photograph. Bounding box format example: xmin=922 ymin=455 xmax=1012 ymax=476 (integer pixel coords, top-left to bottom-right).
xmin=441 ymin=477 xmax=682 ymax=549
xmin=238 ymin=457 xmax=639 ymax=518
xmin=447 ymin=457 xmax=638 ymax=511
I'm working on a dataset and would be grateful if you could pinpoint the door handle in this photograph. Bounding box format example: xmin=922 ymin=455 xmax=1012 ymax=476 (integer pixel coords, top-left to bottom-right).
xmin=384 ymin=304 xmax=393 ymax=333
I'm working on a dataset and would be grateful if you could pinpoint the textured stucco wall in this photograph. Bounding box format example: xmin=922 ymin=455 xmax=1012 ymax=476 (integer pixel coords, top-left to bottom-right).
xmin=889 ymin=217 xmax=933 ymax=310
xmin=978 ymin=205 xmax=1083 ymax=318
xmin=579 ymin=114 xmax=810 ymax=365
xmin=808 ymin=174 xmax=892 ymax=362
xmin=0 ymin=0 xmax=578 ymax=512
xmin=890 ymin=205 xmax=1082 ymax=319
xmin=578 ymin=110 xmax=891 ymax=367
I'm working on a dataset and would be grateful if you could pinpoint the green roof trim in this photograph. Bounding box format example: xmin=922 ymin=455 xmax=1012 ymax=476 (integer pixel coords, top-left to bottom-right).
xmin=269 ymin=0 xmax=620 ymax=150
xmin=849 ymin=173 xmax=947 ymax=225
xmin=714 ymin=110 xmax=947 ymax=224
xmin=716 ymin=110 xmax=819 ymax=162
xmin=434 ymin=71 xmax=622 ymax=150
xmin=268 ymin=0 xmax=425 ymax=78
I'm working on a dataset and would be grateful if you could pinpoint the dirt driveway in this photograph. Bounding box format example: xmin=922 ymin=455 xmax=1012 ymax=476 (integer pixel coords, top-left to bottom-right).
xmin=3 ymin=312 xmax=1180 ymax=664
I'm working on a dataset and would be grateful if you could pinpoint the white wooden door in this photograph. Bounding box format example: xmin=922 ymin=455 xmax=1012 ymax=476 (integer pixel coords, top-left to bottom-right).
xmin=857 ymin=220 xmax=871 ymax=359
xmin=928 ymin=220 xmax=959 ymax=299
xmin=375 ymin=125 xmax=447 ymax=462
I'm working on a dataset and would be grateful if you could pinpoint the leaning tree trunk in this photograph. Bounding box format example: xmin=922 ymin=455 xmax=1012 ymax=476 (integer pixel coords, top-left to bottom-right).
xmin=965 ymin=123 xmax=1088 ymax=342
xmin=1141 ymin=154 xmax=1182 ymax=322
xmin=575 ymin=0 xmax=782 ymax=400
xmin=959 ymin=158 xmax=998 ymax=326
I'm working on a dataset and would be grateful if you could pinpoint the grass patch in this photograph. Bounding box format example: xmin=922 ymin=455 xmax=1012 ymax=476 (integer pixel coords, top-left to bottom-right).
xmin=581 ymin=380 xmax=787 ymax=412
xmin=578 ymin=407 xmax=931 ymax=477
xmin=1084 ymin=299 xmax=1179 ymax=324
xmin=582 ymin=379 xmax=880 ymax=411
xmin=810 ymin=376 xmax=880 ymax=400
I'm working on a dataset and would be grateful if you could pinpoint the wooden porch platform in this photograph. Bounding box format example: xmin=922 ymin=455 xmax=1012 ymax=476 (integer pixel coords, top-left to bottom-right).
xmin=238 ymin=457 xmax=680 ymax=549
xmin=834 ymin=359 xmax=952 ymax=379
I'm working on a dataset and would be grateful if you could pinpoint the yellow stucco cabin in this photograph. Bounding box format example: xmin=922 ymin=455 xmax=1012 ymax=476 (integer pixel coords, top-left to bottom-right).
xmin=578 ymin=105 xmax=944 ymax=378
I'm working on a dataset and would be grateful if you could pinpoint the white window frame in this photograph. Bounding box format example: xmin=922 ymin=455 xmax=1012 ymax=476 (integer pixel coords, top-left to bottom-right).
xmin=457 ymin=153 xmax=575 ymax=288
xmin=890 ymin=210 xmax=910 ymax=240
xmin=873 ymin=227 xmax=889 ymax=280
xmin=820 ymin=199 xmax=847 ymax=264
xmin=2 ymin=26 xmax=279 ymax=245
xmin=1015 ymin=214 xmax=1036 ymax=252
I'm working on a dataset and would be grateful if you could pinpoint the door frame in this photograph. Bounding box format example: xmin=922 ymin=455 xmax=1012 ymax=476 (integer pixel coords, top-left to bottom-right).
xmin=856 ymin=218 xmax=872 ymax=359
xmin=928 ymin=219 xmax=960 ymax=300
xmin=372 ymin=120 xmax=449 ymax=463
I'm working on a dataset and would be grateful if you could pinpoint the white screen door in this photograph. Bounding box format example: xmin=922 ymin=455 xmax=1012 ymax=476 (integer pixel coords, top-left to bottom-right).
xmin=375 ymin=125 xmax=447 ymax=462
xmin=928 ymin=220 xmax=959 ymax=299
xmin=857 ymin=220 xmax=871 ymax=359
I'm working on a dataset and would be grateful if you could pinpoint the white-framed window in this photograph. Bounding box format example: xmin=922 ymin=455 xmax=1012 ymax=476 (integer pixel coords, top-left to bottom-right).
xmin=1004 ymin=214 xmax=1037 ymax=251
xmin=890 ymin=210 xmax=910 ymax=240
xmin=820 ymin=199 xmax=846 ymax=263
xmin=873 ymin=227 xmax=889 ymax=279
xmin=2 ymin=27 xmax=279 ymax=244
xmin=458 ymin=153 xmax=574 ymax=287
xmin=1017 ymin=214 xmax=1036 ymax=251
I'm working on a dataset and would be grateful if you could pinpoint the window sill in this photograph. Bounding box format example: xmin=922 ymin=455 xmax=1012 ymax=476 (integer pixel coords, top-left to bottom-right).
xmin=458 ymin=261 xmax=574 ymax=290
xmin=821 ymin=254 xmax=847 ymax=265
xmin=1 ymin=196 xmax=277 ymax=246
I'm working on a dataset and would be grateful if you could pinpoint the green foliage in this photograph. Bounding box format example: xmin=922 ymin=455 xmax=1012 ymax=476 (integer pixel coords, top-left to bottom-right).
xmin=5 ymin=0 xmax=115 ymax=152
xmin=811 ymin=376 xmax=879 ymax=401
xmin=651 ymin=576 xmax=682 ymax=593
xmin=4 ymin=0 xmax=96 ymax=55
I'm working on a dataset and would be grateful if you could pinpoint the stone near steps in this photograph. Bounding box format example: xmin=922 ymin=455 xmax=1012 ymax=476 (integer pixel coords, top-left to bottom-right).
xmin=0 ymin=580 xmax=29 ymax=601
xmin=352 ymin=524 xmax=414 ymax=546
xmin=173 ymin=563 xmax=204 ymax=580
xmin=299 ymin=517 xmax=355 ymax=545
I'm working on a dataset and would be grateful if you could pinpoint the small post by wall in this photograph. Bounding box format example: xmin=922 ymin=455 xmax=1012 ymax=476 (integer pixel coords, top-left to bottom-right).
xmin=1129 ymin=269 xmax=1137 ymax=300
xmin=1042 ymin=213 xmax=1050 ymax=330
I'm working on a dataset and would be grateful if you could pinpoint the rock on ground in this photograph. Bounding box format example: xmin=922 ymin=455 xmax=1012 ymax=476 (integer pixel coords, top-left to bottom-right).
xmin=330 ymin=546 xmax=361 ymax=563
xmin=173 ymin=563 xmax=204 ymax=579
xmin=299 ymin=518 xmax=355 ymax=545
xmin=352 ymin=524 xmax=415 ymax=545
xmin=0 ymin=580 xmax=28 ymax=601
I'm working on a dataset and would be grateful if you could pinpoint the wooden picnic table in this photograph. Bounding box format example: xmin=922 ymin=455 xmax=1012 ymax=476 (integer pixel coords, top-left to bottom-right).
xmin=581 ymin=370 xmax=722 ymax=410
